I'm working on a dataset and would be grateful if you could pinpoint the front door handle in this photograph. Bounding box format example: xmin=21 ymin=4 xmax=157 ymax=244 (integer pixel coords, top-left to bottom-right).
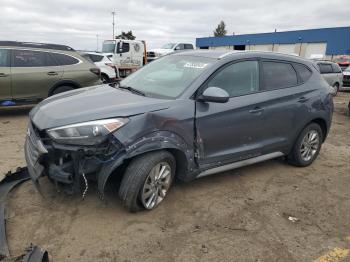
xmin=298 ymin=97 xmax=309 ymax=103
xmin=249 ymin=107 xmax=264 ymax=114
xmin=0 ymin=73 xmax=9 ymax=77
xmin=47 ymin=71 xmax=58 ymax=76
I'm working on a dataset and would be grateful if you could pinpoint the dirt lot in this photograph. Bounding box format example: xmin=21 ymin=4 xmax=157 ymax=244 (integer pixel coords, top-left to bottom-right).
xmin=0 ymin=93 xmax=349 ymax=262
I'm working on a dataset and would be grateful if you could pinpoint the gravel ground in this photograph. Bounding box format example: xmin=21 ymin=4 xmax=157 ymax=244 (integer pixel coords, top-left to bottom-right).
xmin=0 ymin=92 xmax=349 ymax=262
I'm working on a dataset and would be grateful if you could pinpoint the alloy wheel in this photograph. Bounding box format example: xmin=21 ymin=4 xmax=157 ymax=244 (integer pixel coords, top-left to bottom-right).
xmin=141 ymin=162 xmax=172 ymax=209
xmin=300 ymin=130 xmax=320 ymax=162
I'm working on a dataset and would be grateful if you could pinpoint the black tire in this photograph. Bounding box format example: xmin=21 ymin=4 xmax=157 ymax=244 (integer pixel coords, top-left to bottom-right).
xmin=51 ymin=85 xmax=75 ymax=96
xmin=287 ymin=123 xmax=323 ymax=167
xmin=119 ymin=151 xmax=176 ymax=212
xmin=101 ymin=74 xmax=110 ymax=84
xmin=332 ymin=83 xmax=339 ymax=96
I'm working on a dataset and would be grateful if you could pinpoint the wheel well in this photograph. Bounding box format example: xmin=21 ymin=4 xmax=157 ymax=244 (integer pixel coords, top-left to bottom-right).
xmin=167 ymin=148 xmax=188 ymax=180
xmin=48 ymin=82 xmax=79 ymax=96
xmin=101 ymin=73 xmax=109 ymax=79
xmin=311 ymin=118 xmax=328 ymax=142
xmin=108 ymin=148 xmax=189 ymax=190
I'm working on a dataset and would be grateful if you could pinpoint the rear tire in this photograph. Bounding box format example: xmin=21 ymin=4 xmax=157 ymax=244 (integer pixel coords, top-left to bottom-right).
xmin=119 ymin=151 xmax=176 ymax=212
xmin=51 ymin=85 xmax=74 ymax=96
xmin=101 ymin=74 xmax=110 ymax=84
xmin=332 ymin=83 xmax=339 ymax=96
xmin=287 ymin=123 xmax=323 ymax=167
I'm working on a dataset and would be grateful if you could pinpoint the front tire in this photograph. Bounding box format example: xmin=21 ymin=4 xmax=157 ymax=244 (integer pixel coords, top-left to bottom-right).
xmin=119 ymin=151 xmax=176 ymax=212
xmin=288 ymin=123 xmax=323 ymax=167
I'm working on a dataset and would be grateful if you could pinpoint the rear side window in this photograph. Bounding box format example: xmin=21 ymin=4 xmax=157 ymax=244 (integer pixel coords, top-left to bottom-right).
xmin=12 ymin=50 xmax=56 ymax=67
xmin=185 ymin=44 xmax=194 ymax=50
xmin=318 ymin=63 xmax=333 ymax=74
xmin=51 ymin=53 xmax=80 ymax=65
xmin=262 ymin=61 xmax=298 ymax=90
xmin=83 ymin=54 xmax=103 ymax=63
xmin=293 ymin=63 xmax=312 ymax=83
xmin=0 ymin=49 xmax=10 ymax=67
xmin=331 ymin=63 xmax=342 ymax=73
xmin=208 ymin=60 xmax=259 ymax=97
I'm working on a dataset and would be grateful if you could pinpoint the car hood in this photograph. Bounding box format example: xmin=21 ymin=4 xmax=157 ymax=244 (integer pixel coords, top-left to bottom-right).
xmin=148 ymin=49 xmax=173 ymax=55
xmin=343 ymin=71 xmax=350 ymax=76
xmin=30 ymin=85 xmax=170 ymax=130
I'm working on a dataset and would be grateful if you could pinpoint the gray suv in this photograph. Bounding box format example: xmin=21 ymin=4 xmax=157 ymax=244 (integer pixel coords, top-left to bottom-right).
xmin=0 ymin=41 xmax=101 ymax=105
xmin=25 ymin=51 xmax=333 ymax=212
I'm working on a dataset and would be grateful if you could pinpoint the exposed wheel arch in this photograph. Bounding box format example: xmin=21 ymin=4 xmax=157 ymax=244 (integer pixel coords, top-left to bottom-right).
xmin=311 ymin=118 xmax=328 ymax=142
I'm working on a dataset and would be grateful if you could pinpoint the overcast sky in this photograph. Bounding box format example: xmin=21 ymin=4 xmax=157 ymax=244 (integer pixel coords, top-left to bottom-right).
xmin=0 ymin=0 xmax=349 ymax=50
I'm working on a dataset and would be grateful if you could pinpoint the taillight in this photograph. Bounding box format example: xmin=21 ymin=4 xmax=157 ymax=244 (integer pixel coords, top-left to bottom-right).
xmin=90 ymin=68 xmax=100 ymax=76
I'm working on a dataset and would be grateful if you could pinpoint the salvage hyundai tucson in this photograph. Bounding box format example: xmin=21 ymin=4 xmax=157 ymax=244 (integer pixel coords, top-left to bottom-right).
xmin=25 ymin=50 xmax=333 ymax=212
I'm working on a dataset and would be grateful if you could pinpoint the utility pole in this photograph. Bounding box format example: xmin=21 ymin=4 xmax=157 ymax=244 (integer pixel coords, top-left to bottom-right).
xmin=112 ymin=11 xmax=115 ymax=39
xmin=96 ymin=34 xmax=99 ymax=52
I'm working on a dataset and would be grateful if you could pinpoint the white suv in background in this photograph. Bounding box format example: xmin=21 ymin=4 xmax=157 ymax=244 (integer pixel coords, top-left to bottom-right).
xmin=147 ymin=43 xmax=194 ymax=62
xmin=81 ymin=52 xmax=119 ymax=83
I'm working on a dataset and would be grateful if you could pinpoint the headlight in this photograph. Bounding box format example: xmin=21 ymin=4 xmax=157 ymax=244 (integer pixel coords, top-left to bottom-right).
xmin=47 ymin=118 xmax=129 ymax=145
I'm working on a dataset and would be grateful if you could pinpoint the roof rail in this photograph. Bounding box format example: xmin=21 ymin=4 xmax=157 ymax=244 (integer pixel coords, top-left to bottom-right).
xmin=0 ymin=41 xmax=75 ymax=51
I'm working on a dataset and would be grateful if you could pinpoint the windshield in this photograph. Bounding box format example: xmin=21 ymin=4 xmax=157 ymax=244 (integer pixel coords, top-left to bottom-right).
xmin=102 ymin=41 xmax=116 ymax=53
xmin=120 ymin=55 xmax=214 ymax=99
xmin=161 ymin=43 xmax=176 ymax=49
xmin=345 ymin=66 xmax=350 ymax=72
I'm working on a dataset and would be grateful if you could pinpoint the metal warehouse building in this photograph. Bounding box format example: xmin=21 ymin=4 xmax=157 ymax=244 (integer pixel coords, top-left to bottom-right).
xmin=196 ymin=26 xmax=350 ymax=60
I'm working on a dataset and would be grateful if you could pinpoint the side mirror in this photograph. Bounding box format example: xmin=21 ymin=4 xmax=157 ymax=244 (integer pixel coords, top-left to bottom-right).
xmin=174 ymin=46 xmax=180 ymax=51
xmin=198 ymin=87 xmax=229 ymax=103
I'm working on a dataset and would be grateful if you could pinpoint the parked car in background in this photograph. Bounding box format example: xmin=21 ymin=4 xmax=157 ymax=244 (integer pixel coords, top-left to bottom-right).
xmin=147 ymin=42 xmax=194 ymax=62
xmin=0 ymin=41 xmax=101 ymax=106
xmin=102 ymin=39 xmax=146 ymax=78
xmin=25 ymin=50 xmax=333 ymax=212
xmin=342 ymin=66 xmax=350 ymax=88
xmin=315 ymin=61 xmax=343 ymax=95
xmin=81 ymin=52 xmax=119 ymax=83
xmin=334 ymin=56 xmax=350 ymax=71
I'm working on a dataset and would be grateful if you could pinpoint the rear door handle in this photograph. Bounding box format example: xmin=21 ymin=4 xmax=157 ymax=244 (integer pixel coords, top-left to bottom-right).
xmin=47 ymin=71 xmax=58 ymax=76
xmin=249 ymin=107 xmax=264 ymax=114
xmin=298 ymin=97 xmax=309 ymax=103
xmin=0 ymin=73 xmax=9 ymax=77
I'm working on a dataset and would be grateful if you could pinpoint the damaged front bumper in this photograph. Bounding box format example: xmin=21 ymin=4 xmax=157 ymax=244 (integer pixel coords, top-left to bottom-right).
xmin=24 ymin=122 xmax=124 ymax=196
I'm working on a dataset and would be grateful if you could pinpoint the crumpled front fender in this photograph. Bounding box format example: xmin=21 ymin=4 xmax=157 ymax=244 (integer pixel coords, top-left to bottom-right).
xmin=97 ymin=131 xmax=196 ymax=196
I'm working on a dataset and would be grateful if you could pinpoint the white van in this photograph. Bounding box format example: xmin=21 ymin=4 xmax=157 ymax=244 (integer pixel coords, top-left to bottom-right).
xmin=102 ymin=39 xmax=146 ymax=78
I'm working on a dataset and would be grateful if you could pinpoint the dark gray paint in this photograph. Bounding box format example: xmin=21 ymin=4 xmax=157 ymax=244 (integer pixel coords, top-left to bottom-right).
xmin=26 ymin=50 xmax=333 ymax=195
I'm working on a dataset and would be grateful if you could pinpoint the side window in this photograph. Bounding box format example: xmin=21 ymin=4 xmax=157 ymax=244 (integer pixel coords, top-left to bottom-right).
xmin=0 ymin=49 xmax=10 ymax=67
xmin=12 ymin=50 xmax=56 ymax=67
xmin=175 ymin=44 xmax=185 ymax=50
xmin=185 ymin=44 xmax=193 ymax=50
xmin=262 ymin=61 xmax=298 ymax=90
xmin=318 ymin=63 xmax=333 ymax=74
xmin=89 ymin=54 xmax=103 ymax=62
xmin=331 ymin=63 xmax=342 ymax=73
xmin=293 ymin=63 xmax=312 ymax=83
xmin=207 ymin=60 xmax=259 ymax=97
xmin=117 ymin=42 xmax=130 ymax=53
xmin=51 ymin=53 xmax=79 ymax=65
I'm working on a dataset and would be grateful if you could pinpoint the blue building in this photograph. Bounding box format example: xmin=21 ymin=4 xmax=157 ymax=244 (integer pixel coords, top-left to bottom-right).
xmin=196 ymin=26 xmax=350 ymax=59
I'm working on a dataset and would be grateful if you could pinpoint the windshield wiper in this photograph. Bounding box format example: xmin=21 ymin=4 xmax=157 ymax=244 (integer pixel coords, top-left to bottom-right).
xmin=117 ymin=84 xmax=146 ymax=96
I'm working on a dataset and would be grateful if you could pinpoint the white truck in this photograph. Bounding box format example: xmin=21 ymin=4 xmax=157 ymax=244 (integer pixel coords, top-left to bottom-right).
xmin=146 ymin=43 xmax=194 ymax=62
xmin=102 ymin=39 xmax=146 ymax=78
